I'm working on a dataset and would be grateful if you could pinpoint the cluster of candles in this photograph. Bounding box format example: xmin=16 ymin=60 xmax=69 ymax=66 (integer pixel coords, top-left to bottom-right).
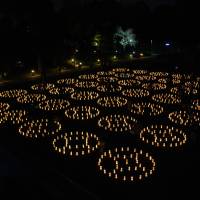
xmin=53 ymin=131 xmax=101 ymax=157
xmin=122 ymin=89 xmax=149 ymax=98
xmin=65 ymin=106 xmax=100 ymax=120
xmin=191 ymin=99 xmax=200 ymax=111
xmin=97 ymin=71 xmax=115 ymax=76
xmin=97 ymin=147 xmax=156 ymax=182
xmin=158 ymin=78 xmax=168 ymax=83
xmin=152 ymin=93 xmax=181 ymax=104
xmin=135 ymin=75 xmax=156 ymax=81
xmin=152 ymin=83 xmax=167 ymax=90
xmin=0 ymin=89 xmax=27 ymax=98
xmin=132 ymin=70 xmax=148 ymax=74
xmin=31 ymin=83 xmax=55 ymax=91
xmin=172 ymin=79 xmax=181 ymax=85
xmin=97 ymin=96 xmax=127 ymax=107
xmin=71 ymin=91 xmax=99 ymax=101
xmin=118 ymin=79 xmax=140 ymax=87
xmin=170 ymin=87 xmax=179 ymax=94
xmin=149 ymin=72 xmax=168 ymax=77
xmin=75 ymin=81 xmax=98 ymax=88
xmin=112 ymin=68 xmax=130 ymax=73
xmin=140 ymin=125 xmax=187 ymax=148
xmin=48 ymin=87 xmax=74 ymax=95
xmin=168 ymin=110 xmax=200 ymax=126
xmin=0 ymin=102 xmax=10 ymax=111
xmin=98 ymin=114 xmax=137 ymax=132
xmin=97 ymin=77 xmax=118 ymax=83
xmin=183 ymin=86 xmax=198 ymax=95
xmin=97 ymin=85 xmax=122 ymax=93
xmin=114 ymin=73 xmax=134 ymax=79
xmin=0 ymin=110 xmax=27 ymax=125
xmin=18 ymin=119 xmax=61 ymax=138
xmin=131 ymin=102 xmax=164 ymax=116
xmin=172 ymin=74 xmax=182 ymax=79
xmin=57 ymin=78 xmax=77 ymax=85
xmin=78 ymin=74 xmax=98 ymax=80
xmin=38 ymin=99 xmax=70 ymax=111
xmin=17 ymin=94 xmax=47 ymax=104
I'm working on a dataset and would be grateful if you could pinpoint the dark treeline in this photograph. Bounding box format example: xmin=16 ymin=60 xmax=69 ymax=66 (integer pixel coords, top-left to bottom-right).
xmin=0 ymin=0 xmax=199 ymax=74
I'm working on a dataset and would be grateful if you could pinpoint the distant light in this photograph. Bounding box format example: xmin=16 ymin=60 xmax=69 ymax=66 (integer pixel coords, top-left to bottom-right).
xmin=31 ymin=69 xmax=35 ymax=74
xmin=79 ymin=62 xmax=82 ymax=65
xmin=75 ymin=49 xmax=79 ymax=53
xmin=113 ymin=55 xmax=117 ymax=59
xmin=115 ymin=50 xmax=118 ymax=53
xmin=140 ymin=53 xmax=144 ymax=57
xmin=75 ymin=64 xmax=79 ymax=67
xmin=132 ymin=51 xmax=136 ymax=54
xmin=165 ymin=42 xmax=171 ymax=47
xmin=129 ymin=54 xmax=133 ymax=58
xmin=71 ymin=58 xmax=75 ymax=62
xmin=97 ymin=59 xmax=101 ymax=62
xmin=93 ymin=50 xmax=96 ymax=53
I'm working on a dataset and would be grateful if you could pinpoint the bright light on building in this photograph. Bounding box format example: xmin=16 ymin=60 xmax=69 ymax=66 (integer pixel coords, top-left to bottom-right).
xmin=31 ymin=69 xmax=35 ymax=73
xmin=79 ymin=62 xmax=82 ymax=65
xmin=71 ymin=58 xmax=75 ymax=62
xmin=97 ymin=59 xmax=101 ymax=62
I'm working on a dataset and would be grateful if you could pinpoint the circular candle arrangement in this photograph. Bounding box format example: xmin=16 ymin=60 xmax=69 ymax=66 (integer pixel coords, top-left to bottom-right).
xmin=191 ymin=99 xmax=200 ymax=111
xmin=53 ymin=131 xmax=101 ymax=157
xmin=172 ymin=79 xmax=181 ymax=85
xmin=149 ymin=72 xmax=169 ymax=77
xmin=135 ymin=75 xmax=157 ymax=82
xmin=17 ymin=94 xmax=46 ymax=104
xmin=31 ymin=83 xmax=55 ymax=91
xmin=75 ymin=81 xmax=98 ymax=88
xmin=152 ymin=93 xmax=181 ymax=104
xmin=141 ymin=83 xmax=150 ymax=89
xmin=48 ymin=87 xmax=74 ymax=95
xmin=139 ymin=125 xmax=187 ymax=148
xmin=0 ymin=89 xmax=27 ymax=98
xmin=0 ymin=102 xmax=10 ymax=112
xmin=122 ymin=89 xmax=149 ymax=98
xmin=158 ymin=78 xmax=168 ymax=83
xmin=132 ymin=70 xmax=148 ymax=74
xmin=97 ymin=96 xmax=127 ymax=108
xmin=152 ymin=83 xmax=167 ymax=90
xmin=172 ymin=74 xmax=182 ymax=79
xmin=97 ymin=147 xmax=156 ymax=182
xmin=97 ymin=76 xmax=118 ymax=83
xmin=97 ymin=85 xmax=122 ymax=93
xmin=65 ymin=106 xmax=100 ymax=120
xmin=38 ymin=99 xmax=70 ymax=111
xmin=57 ymin=78 xmax=78 ymax=85
xmin=97 ymin=71 xmax=116 ymax=76
xmin=183 ymin=86 xmax=198 ymax=95
xmin=18 ymin=119 xmax=61 ymax=138
xmin=114 ymin=73 xmax=134 ymax=79
xmin=71 ymin=91 xmax=99 ymax=101
xmin=131 ymin=103 xmax=164 ymax=116
xmin=112 ymin=68 xmax=130 ymax=73
xmin=168 ymin=110 xmax=200 ymax=126
xmin=0 ymin=110 xmax=27 ymax=125
xmin=98 ymin=114 xmax=137 ymax=133
xmin=78 ymin=74 xmax=98 ymax=80
xmin=170 ymin=87 xmax=180 ymax=94
xmin=118 ymin=79 xmax=140 ymax=87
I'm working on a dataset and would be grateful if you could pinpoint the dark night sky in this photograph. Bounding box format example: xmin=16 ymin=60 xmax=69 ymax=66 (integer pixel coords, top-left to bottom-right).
xmin=51 ymin=0 xmax=178 ymax=11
